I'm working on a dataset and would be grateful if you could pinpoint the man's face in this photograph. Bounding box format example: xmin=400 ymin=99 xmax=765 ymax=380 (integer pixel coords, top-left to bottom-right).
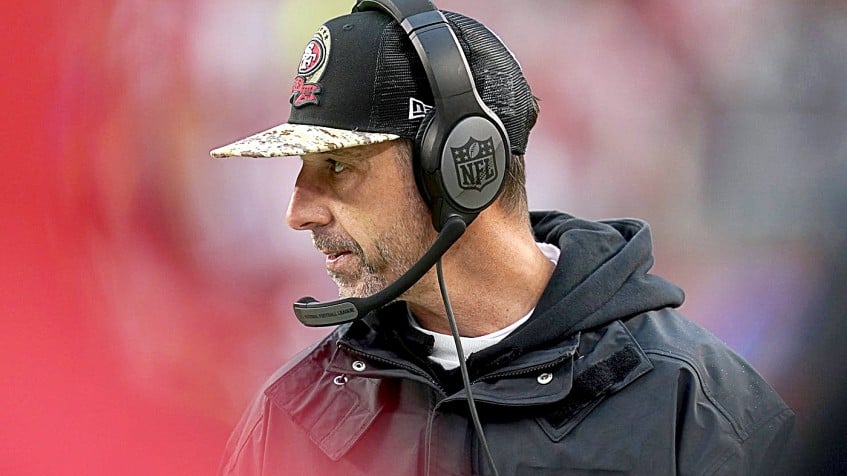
xmin=286 ymin=141 xmax=436 ymax=298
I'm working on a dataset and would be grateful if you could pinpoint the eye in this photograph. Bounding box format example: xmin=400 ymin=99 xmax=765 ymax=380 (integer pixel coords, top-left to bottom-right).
xmin=329 ymin=159 xmax=346 ymax=174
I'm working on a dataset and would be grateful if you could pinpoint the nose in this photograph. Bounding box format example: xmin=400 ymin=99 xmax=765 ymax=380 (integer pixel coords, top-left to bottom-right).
xmin=285 ymin=166 xmax=332 ymax=231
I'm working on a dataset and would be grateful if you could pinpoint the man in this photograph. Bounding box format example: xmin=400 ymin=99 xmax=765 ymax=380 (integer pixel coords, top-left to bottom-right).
xmin=211 ymin=1 xmax=794 ymax=474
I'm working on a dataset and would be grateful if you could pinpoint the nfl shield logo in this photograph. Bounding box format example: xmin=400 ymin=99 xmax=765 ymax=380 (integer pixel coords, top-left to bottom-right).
xmin=450 ymin=137 xmax=498 ymax=191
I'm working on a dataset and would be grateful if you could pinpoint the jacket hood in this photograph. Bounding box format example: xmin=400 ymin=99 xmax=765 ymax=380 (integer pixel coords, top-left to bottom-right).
xmin=469 ymin=211 xmax=684 ymax=369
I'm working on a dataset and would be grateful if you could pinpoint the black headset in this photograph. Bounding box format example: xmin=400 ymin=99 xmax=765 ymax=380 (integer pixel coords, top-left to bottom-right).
xmin=293 ymin=0 xmax=511 ymax=327
xmin=356 ymin=0 xmax=511 ymax=231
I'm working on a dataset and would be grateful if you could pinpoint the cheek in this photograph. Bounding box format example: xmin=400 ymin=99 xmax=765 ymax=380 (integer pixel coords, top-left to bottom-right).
xmin=347 ymin=195 xmax=425 ymax=256
xmin=352 ymin=181 xmax=420 ymax=229
xmin=328 ymin=202 xmax=384 ymax=256
xmin=337 ymin=156 xmax=434 ymax=256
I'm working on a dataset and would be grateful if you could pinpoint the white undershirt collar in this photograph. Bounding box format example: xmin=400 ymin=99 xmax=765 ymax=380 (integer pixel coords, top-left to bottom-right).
xmin=409 ymin=242 xmax=560 ymax=370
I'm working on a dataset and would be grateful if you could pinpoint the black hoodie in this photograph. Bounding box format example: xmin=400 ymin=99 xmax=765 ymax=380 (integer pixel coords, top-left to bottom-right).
xmin=471 ymin=212 xmax=685 ymax=367
xmin=220 ymin=211 xmax=794 ymax=476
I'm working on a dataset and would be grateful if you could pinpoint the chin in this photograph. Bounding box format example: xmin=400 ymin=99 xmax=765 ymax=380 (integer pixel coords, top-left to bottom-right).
xmin=335 ymin=282 xmax=369 ymax=299
xmin=336 ymin=289 xmax=358 ymax=299
xmin=335 ymin=277 xmax=390 ymax=300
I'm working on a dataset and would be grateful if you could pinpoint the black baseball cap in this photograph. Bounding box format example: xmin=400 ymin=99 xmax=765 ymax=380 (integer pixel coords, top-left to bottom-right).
xmin=210 ymin=9 xmax=536 ymax=158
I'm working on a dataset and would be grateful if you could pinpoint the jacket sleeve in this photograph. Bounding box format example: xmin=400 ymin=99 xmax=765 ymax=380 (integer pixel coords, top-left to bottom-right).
xmin=709 ymin=407 xmax=797 ymax=476
xmin=218 ymin=389 xmax=269 ymax=476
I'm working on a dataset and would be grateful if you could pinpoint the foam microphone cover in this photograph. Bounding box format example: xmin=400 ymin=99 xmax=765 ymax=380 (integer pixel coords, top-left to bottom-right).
xmin=296 ymin=296 xmax=319 ymax=305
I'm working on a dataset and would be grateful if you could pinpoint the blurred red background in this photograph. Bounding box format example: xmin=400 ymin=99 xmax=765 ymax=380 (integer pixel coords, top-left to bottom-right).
xmin=3 ymin=1 xmax=845 ymax=474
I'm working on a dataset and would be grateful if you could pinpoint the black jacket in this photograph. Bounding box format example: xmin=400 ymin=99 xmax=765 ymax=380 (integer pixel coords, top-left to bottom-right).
xmin=221 ymin=212 xmax=795 ymax=475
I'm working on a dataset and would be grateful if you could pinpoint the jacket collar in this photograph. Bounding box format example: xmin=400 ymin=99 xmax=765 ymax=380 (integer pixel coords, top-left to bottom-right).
xmin=335 ymin=314 xmax=652 ymax=408
xmin=463 ymin=320 xmax=653 ymax=406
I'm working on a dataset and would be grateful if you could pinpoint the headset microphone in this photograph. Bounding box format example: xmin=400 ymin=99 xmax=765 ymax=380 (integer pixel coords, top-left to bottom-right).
xmin=293 ymin=215 xmax=466 ymax=327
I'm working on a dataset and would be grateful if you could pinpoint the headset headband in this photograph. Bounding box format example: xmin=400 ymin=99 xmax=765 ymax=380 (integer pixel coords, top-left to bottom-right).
xmin=353 ymin=0 xmax=511 ymax=230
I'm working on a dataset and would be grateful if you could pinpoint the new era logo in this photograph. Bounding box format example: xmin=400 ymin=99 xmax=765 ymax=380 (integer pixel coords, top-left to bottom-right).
xmin=408 ymin=98 xmax=433 ymax=120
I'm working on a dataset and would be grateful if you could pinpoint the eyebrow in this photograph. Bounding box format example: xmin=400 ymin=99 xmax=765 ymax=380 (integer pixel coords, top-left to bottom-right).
xmin=329 ymin=147 xmax=372 ymax=160
xmin=304 ymin=148 xmax=369 ymax=163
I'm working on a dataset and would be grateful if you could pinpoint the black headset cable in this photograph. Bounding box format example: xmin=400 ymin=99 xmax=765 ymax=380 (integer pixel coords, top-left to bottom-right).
xmin=436 ymin=259 xmax=500 ymax=476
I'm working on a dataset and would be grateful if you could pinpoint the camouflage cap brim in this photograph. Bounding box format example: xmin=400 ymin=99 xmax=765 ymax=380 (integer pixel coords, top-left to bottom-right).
xmin=210 ymin=123 xmax=400 ymax=158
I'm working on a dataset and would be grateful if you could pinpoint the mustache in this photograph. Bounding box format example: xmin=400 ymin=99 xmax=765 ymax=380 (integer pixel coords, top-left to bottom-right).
xmin=312 ymin=231 xmax=365 ymax=259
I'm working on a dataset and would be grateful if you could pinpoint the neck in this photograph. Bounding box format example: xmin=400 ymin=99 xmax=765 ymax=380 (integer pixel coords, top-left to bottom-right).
xmin=406 ymin=209 xmax=554 ymax=337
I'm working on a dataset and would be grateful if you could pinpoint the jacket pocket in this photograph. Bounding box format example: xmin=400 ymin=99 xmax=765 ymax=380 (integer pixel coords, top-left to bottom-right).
xmin=267 ymin=354 xmax=384 ymax=461
xmin=307 ymin=376 xmax=383 ymax=461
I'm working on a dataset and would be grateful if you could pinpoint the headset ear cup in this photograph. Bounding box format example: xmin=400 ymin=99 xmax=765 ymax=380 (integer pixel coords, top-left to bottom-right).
xmin=414 ymin=111 xmax=511 ymax=230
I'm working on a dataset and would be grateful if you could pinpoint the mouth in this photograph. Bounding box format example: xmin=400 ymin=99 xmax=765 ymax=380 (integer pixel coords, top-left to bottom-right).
xmin=312 ymin=232 xmax=363 ymax=274
xmin=321 ymin=249 xmax=356 ymax=271
xmin=325 ymin=250 xmax=351 ymax=262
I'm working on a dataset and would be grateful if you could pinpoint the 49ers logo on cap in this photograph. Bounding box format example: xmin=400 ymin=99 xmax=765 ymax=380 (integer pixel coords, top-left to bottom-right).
xmin=298 ymin=39 xmax=325 ymax=75
xmin=290 ymin=26 xmax=331 ymax=108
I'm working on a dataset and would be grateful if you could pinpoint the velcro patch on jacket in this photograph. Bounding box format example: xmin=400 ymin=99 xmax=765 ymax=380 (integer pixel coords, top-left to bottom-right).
xmin=545 ymin=345 xmax=640 ymax=429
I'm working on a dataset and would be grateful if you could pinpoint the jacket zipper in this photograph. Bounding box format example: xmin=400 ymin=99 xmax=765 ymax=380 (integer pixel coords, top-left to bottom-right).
xmin=424 ymin=399 xmax=442 ymax=476
xmin=337 ymin=343 xmax=448 ymax=396
xmin=472 ymin=351 xmax=574 ymax=384
xmin=340 ymin=345 xmax=575 ymax=474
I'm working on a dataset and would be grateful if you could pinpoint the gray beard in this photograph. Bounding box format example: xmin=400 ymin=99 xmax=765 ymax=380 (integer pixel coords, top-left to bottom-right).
xmin=313 ymin=217 xmax=434 ymax=299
